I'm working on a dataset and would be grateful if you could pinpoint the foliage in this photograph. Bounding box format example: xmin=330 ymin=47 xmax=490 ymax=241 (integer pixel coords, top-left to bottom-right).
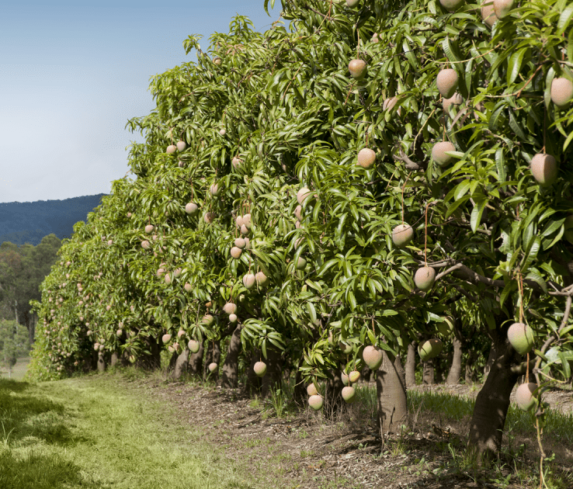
xmin=0 ymin=320 xmax=29 ymax=377
xmin=0 ymin=235 xmax=61 ymax=339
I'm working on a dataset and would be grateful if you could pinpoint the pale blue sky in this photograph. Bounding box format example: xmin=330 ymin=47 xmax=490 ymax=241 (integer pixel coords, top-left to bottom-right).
xmin=0 ymin=0 xmax=281 ymax=203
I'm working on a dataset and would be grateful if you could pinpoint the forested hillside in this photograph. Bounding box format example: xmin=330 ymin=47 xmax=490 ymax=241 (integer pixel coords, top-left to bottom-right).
xmin=0 ymin=235 xmax=61 ymax=343
xmin=0 ymin=195 xmax=105 ymax=245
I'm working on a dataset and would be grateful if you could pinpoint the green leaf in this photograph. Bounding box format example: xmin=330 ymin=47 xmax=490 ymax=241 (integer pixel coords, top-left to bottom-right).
xmin=533 ymin=349 xmax=548 ymax=362
xmin=454 ymin=181 xmax=471 ymax=201
xmin=500 ymin=281 xmax=515 ymax=309
xmin=495 ymin=148 xmax=506 ymax=182
xmin=525 ymin=270 xmax=547 ymax=294
xmin=307 ymin=302 xmax=317 ymax=324
xmin=559 ymin=325 xmax=573 ymax=336
xmin=367 ymin=330 xmax=376 ymax=346
xmin=544 ymin=224 xmax=564 ymax=250
xmin=508 ymin=111 xmax=527 ymax=142
xmin=470 ymin=198 xmax=487 ymax=232
xmin=443 ymin=37 xmax=461 ymax=62
xmin=488 ymin=103 xmax=505 ymax=132
xmin=568 ymin=28 xmax=573 ymax=64
xmin=262 ymin=340 xmax=267 ymax=360
xmin=318 ymin=259 xmax=338 ymax=277
xmin=559 ymin=352 xmax=571 ymax=379
xmin=507 ymin=48 xmax=527 ymax=85
xmin=445 ymin=195 xmax=470 ymax=219
xmin=558 ymin=4 xmax=573 ymax=35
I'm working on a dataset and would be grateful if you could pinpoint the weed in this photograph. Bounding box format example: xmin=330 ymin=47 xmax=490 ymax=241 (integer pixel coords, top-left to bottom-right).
xmin=269 ymin=386 xmax=288 ymax=418
xmin=244 ymin=438 xmax=262 ymax=448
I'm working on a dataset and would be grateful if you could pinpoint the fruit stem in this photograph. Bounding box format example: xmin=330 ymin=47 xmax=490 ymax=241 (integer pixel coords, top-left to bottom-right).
xmin=517 ymin=271 xmax=530 ymax=383
xmin=344 ymin=82 xmax=355 ymax=106
xmin=371 ymin=317 xmax=376 ymax=340
xmin=542 ymin=103 xmax=546 ymax=154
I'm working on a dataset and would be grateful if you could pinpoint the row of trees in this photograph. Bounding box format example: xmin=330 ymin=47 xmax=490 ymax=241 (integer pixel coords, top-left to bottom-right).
xmin=30 ymin=0 xmax=573 ymax=462
xmin=0 ymin=235 xmax=61 ymax=343
xmin=0 ymin=320 xmax=29 ymax=378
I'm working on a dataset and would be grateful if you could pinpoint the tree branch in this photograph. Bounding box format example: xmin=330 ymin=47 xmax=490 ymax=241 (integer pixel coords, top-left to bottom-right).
xmin=434 ymin=263 xmax=463 ymax=282
xmin=392 ymin=150 xmax=426 ymax=171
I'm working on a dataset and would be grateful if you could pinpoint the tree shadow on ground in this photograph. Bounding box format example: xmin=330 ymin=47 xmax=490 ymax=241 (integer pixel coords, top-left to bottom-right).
xmin=0 ymin=450 xmax=102 ymax=489
xmin=0 ymin=379 xmax=29 ymax=393
xmin=0 ymin=381 xmax=91 ymax=447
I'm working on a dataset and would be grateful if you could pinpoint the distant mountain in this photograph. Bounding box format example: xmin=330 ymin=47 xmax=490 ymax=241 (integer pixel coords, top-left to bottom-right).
xmin=0 ymin=195 xmax=105 ymax=246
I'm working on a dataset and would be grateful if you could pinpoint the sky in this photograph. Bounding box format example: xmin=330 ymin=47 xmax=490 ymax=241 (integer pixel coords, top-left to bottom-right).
xmin=0 ymin=0 xmax=282 ymax=203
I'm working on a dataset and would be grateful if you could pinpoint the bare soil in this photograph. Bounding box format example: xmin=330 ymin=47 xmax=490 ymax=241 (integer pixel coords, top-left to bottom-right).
xmin=119 ymin=374 xmax=573 ymax=489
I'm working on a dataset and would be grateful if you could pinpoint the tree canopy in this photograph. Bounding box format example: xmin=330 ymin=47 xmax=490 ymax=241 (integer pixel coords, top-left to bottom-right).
xmin=0 ymin=235 xmax=62 ymax=342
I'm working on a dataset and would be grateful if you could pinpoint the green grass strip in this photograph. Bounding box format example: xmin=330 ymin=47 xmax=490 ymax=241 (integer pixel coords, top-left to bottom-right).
xmin=0 ymin=376 xmax=261 ymax=489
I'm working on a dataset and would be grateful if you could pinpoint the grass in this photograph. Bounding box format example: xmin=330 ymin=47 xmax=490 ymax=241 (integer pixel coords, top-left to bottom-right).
xmin=350 ymin=384 xmax=573 ymax=488
xmin=353 ymin=384 xmax=573 ymax=445
xmin=2 ymin=365 xmax=571 ymax=489
xmin=0 ymin=374 xmax=282 ymax=489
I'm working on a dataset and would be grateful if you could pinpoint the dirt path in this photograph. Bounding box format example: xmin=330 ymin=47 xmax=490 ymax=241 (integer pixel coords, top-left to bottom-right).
xmin=125 ymin=373 xmax=572 ymax=489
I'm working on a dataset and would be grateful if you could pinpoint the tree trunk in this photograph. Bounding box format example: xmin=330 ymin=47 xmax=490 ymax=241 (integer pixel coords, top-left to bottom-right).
xmin=188 ymin=341 xmax=203 ymax=377
xmin=446 ymin=336 xmax=463 ymax=385
xmin=137 ymin=334 xmax=161 ymax=370
xmin=423 ymin=360 xmax=435 ymax=385
xmin=168 ymin=351 xmax=178 ymax=371
xmin=394 ymin=354 xmax=407 ymax=389
xmin=121 ymin=350 xmax=131 ymax=367
xmin=203 ymin=344 xmax=213 ymax=379
xmin=323 ymin=370 xmax=345 ymax=419
xmin=465 ymin=350 xmax=476 ymax=384
xmin=469 ymin=337 xmax=520 ymax=458
xmin=110 ymin=352 xmax=119 ymax=367
xmin=204 ymin=342 xmax=221 ymax=381
xmin=173 ymin=349 xmax=189 ymax=379
xmin=293 ymin=357 xmax=306 ymax=406
xmin=28 ymin=314 xmax=36 ymax=345
xmin=261 ymin=345 xmax=282 ymax=397
xmin=221 ymin=326 xmax=242 ymax=388
xmin=406 ymin=342 xmax=417 ymax=387
xmin=97 ymin=352 xmax=105 ymax=372
xmin=483 ymin=342 xmax=497 ymax=379
xmin=376 ymin=351 xmax=408 ymax=436
xmin=435 ymin=358 xmax=444 ymax=383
